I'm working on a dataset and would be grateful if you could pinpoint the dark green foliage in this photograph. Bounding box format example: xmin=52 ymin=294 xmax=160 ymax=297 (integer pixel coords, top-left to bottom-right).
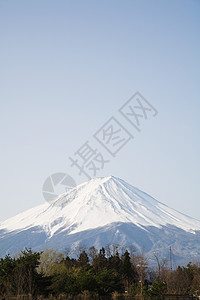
xmin=148 ymin=278 xmax=167 ymax=299
xmin=95 ymin=268 xmax=123 ymax=295
xmin=1 ymin=246 xmax=200 ymax=298
xmin=0 ymin=254 xmax=15 ymax=296
xmin=107 ymin=252 xmax=122 ymax=272
xmin=93 ymin=247 xmax=108 ymax=272
xmin=0 ymin=249 xmax=50 ymax=298
xmin=121 ymin=250 xmax=132 ymax=280
xmin=77 ymin=265 xmax=97 ymax=293
xmin=78 ymin=250 xmax=89 ymax=267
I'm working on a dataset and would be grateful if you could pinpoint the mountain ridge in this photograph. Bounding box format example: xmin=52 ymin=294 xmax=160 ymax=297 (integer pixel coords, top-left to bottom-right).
xmin=0 ymin=176 xmax=200 ymax=264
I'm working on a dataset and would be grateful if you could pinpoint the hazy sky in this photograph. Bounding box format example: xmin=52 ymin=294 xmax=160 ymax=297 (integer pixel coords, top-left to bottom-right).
xmin=0 ymin=0 xmax=200 ymax=222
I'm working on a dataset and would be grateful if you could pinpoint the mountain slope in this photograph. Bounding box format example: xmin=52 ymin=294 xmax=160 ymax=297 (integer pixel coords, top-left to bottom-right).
xmin=0 ymin=176 xmax=200 ymax=265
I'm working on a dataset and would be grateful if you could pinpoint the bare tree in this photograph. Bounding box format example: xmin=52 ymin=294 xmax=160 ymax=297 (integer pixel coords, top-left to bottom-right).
xmin=88 ymin=246 xmax=98 ymax=264
xmin=135 ymin=251 xmax=148 ymax=300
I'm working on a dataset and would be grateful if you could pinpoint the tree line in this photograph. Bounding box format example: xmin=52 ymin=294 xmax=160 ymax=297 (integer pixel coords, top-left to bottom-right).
xmin=0 ymin=245 xmax=200 ymax=299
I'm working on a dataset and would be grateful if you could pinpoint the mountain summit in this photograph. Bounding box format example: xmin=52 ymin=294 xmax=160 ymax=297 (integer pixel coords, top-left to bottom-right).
xmin=0 ymin=176 xmax=200 ymax=265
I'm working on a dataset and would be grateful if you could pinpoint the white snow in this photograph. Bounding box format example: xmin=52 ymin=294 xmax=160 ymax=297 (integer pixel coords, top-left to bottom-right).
xmin=1 ymin=176 xmax=200 ymax=238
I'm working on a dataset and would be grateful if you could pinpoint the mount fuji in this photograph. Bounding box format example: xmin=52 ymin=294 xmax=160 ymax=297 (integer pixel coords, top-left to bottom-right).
xmin=0 ymin=176 xmax=200 ymax=266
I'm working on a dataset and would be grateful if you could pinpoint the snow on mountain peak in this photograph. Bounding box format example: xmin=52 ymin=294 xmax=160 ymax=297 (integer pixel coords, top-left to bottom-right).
xmin=1 ymin=176 xmax=200 ymax=240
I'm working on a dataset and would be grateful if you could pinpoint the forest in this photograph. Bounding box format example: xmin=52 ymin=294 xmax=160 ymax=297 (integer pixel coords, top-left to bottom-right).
xmin=0 ymin=246 xmax=200 ymax=299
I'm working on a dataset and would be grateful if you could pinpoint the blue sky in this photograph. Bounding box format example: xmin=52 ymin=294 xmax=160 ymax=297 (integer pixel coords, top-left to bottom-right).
xmin=0 ymin=0 xmax=200 ymax=221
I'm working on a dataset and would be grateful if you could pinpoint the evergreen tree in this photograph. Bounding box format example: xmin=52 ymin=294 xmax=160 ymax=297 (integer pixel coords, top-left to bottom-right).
xmin=78 ymin=250 xmax=89 ymax=267
xmin=93 ymin=247 xmax=107 ymax=271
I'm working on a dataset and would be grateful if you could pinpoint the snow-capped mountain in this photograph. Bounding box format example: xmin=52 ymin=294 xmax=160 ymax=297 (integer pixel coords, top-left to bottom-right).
xmin=0 ymin=176 xmax=200 ymax=265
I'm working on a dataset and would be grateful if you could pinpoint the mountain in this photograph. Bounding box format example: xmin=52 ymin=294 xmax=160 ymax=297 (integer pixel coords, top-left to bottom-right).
xmin=0 ymin=176 xmax=200 ymax=266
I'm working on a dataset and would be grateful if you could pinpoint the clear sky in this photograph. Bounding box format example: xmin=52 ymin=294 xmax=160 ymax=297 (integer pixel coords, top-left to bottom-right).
xmin=0 ymin=0 xmax=200 ymax=222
